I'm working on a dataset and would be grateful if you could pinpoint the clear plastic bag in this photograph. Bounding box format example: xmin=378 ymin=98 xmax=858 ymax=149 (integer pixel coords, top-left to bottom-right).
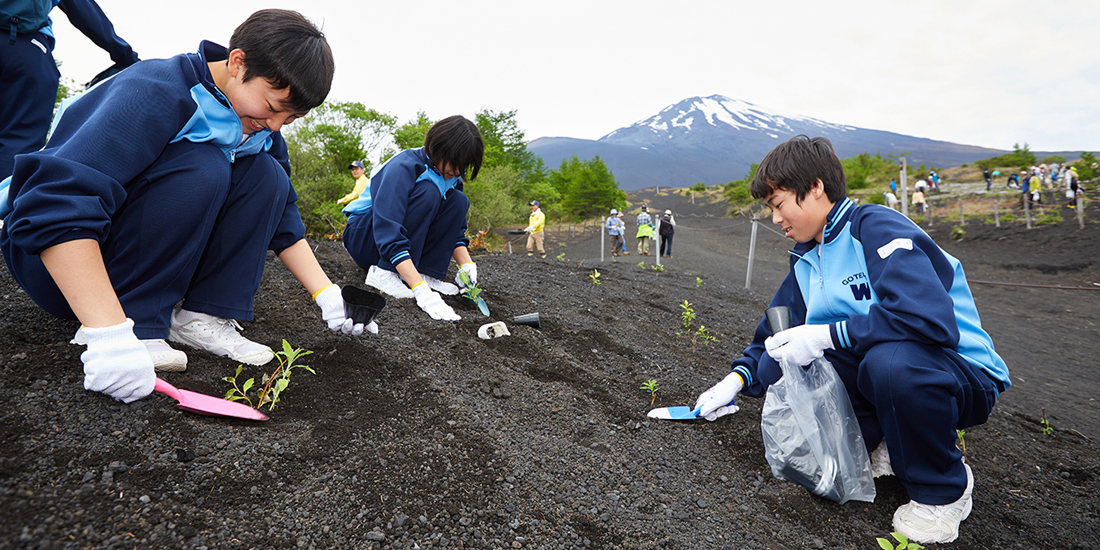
xmin=760 ymin=356 xmax=876 ymax=504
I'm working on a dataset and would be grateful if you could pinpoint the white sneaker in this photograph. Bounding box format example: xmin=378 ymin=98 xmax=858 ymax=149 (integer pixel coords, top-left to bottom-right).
xmin=870 ymin=441 xmax=894 ymax=478
xmin=72 ymin=327 xmax=188 ymax=372
xmin=366 ymin=265 xmax=413 ymax=299
xmin=893 ymin=462 xmax=973 ymax=544
xmin=168 ymin=308 xmax=274 ymax=366
xmin=422 ymin=274 xmax=459 ymax=295
xmin=143 ymin=339 xmax=188 ymax=372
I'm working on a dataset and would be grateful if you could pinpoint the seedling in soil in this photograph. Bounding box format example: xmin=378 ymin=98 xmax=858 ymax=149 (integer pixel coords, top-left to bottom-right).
xmin=876 ymin=532 xmax=924 ymax=550
xmin=956 ymin=429 xmax=967 ymax=458
xmin=223 ymin=340 xmax=315 ymax=411
xmin=458 ymin=270 xmax=482 ymax=302
xmin=651 ymin=264 xmax=664 ymax=272
xmin=590 ymin=269 xmax=601 ymax=285
xmin=1041 ymin=408 xmax=1054 ymax=435
xmin=696 ymin=277 xmax=703 ymax=288
xmin=680 ymin=301 xmax=695 ymax=329
xmin=637 ymin=261 xmax=645 ymax=269
xmin=557 ymin=252 xmax=566 ymax=261
xmin=640 ymin=379 xmax=659 ymax=406
xmin=677 ymin=301 xmax=719 ymax=351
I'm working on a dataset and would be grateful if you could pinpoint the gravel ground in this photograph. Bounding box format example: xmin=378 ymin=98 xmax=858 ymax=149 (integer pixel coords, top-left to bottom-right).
xmin=1 ymin=186 xmax=1098 ymax=549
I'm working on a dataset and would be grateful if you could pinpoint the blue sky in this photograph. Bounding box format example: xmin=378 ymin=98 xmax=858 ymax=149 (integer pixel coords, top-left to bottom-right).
xmin=50 ymin=0 xmax=1100 ymax=153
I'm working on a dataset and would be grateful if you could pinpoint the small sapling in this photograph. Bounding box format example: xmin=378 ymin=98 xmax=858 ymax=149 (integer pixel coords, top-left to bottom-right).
xmin=640 ymin=379 xmax=659 ymax=406
xmin=224 ymin=340 xmax=315 ymax=411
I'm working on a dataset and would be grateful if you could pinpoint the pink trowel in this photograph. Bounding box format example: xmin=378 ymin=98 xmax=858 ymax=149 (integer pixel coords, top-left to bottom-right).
xmin=153 ymin=378 xmax=268 ymax=421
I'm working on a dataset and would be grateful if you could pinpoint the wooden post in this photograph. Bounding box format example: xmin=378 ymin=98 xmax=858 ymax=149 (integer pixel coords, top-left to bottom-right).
xmin=601 ymin=217 xmax=606 ymax=262
xmin=994 ymin=202 xmax=1000 ymax=228
xmin=1078 ymin=192 xmax=1085 ymax=229
xmin=959 ymin=201 xmax=965 ymax=225
xmin=900 ymin=157 xmax=909 ymax=217
xmin=1025 ymin=197 xmax=1032 ymax=229
xmin=746 ymin=214 xmax=759 ymax=289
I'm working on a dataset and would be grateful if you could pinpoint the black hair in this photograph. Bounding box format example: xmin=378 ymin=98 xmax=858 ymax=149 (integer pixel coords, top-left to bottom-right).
xmin=228 ymin=9 xmax=334 ymax=113
xmin=750 ymin=135 xmax=847 ymax=203
xmin=424 ymin=115 xmax=485 ymax=181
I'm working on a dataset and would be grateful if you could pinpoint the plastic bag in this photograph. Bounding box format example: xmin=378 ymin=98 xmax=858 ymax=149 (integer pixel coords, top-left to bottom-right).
xmin=760 ymin=355 xmax=876 ymax=504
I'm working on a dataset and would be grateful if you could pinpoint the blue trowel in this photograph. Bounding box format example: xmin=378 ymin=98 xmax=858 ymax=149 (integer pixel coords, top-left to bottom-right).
xmin=646 ymin=405 xmax=702 ymax=420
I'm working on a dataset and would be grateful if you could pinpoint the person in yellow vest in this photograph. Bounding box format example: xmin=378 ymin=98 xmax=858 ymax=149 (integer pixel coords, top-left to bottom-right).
xmin=525 ymin=200 xmax=546 ymax=258
xmin=337 ymin=160 xmax=369 ymax=206
xmin=636 ymin=205 xmax=654 ymax=255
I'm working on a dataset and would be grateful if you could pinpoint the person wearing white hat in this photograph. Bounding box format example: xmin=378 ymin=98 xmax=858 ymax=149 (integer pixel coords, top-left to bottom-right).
xmin=657 ymin=209 xmax=676 ymax=258
xmin=606 ymin=208 xmax=625 ymax=256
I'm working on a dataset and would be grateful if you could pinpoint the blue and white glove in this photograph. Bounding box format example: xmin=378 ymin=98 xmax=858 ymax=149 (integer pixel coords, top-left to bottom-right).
xmin=80 ymin=319 xmax=156 ymax=403
xmin=694 ymin=372 xmax=743 ymax=421
xmin=454 ymin=262 xmax=478 ymax=291
xmin=765 ymin=324 xmax=834 ymax=366
xmin=412 ymin=282 xmax=460 ymax=321
xmin=314 ymin=285 xmax=375 ymax=335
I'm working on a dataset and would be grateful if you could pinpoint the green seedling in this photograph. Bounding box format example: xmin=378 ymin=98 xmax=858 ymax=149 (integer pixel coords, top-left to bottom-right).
xmin=877 ymin=532 xmax=924 ymax=550
xmin=224 ymin=340 xmax=315 ymax=411
xmin=677 ymin=301 xmax=719 ymax=352
xmin=637 ymin=261 xmax=645 ymax=269
xmin=590 ymin=268 xmax=601 ymax=285
xmin=651 ymin=264 xmax=664 ymax=272
xmin=950 ymin=226 xmax=966 ymax=240
xmin=640 ymin=379 xmax=659 ymax=406
xmin=557 ymin=252 xmax=566 ymax=261
xmin=680 ymin=301 xmax=695 ymax=330
xmin=696 ymin=277 xmax=703 ymax=288
xmin=1041 ymin=408 xmax=1054 ymax=435
xmin=956 ymin=429 xmax=966 ymax=458
xmin=458 ymin=270 xmax=482 ymax=302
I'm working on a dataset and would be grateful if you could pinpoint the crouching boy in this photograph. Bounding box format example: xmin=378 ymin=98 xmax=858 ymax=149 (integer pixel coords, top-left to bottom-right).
xmin=1 ymin=9 xmax=365 ymax=404
xmin=694 ymin=135 xmax=1009 ymax=544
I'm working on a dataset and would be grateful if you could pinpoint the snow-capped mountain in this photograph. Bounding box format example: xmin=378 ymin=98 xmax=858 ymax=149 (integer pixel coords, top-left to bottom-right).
xmin=529 ymin=95 xmax=1006 ymax=190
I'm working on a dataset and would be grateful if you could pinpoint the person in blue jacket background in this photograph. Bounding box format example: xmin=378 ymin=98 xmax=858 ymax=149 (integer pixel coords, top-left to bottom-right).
xmin=693 ymin=135 xmax=1009 ymax=545
xmin=0 ymin=0 xmax=140 ymax=181
xmin=342 ymin=115 xmax=484 ymax=323
xmin=1 ymin=9 xmax=365 ymax=405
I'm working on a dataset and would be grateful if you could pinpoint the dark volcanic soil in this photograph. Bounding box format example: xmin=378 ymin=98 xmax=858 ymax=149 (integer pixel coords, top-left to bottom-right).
xmin=1 ymin=187 xmax=1098 ymax=550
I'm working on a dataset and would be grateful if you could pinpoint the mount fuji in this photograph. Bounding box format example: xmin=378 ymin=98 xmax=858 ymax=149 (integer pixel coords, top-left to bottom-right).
xmin=528 ymin=95 xmax=1007 ymax=190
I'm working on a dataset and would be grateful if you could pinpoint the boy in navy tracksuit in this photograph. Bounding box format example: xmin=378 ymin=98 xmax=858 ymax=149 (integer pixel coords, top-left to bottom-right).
xmin=0 ymin=0 xmax=140 ymax=181
xmin=694 ymin=135 xmax=1009 ymax=544
xmin=1 ymin=10 xmax=364 ymax=405
xmin=342 ymin=116 xmax=484 ymax=323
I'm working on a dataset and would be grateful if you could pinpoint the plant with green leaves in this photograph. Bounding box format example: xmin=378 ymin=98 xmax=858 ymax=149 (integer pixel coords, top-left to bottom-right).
xmin=640 ymin=379 xmax=659 ymax=406
xmin=1041 ymin=409 xmax=1054 ymax=435
xmin=651 ymin=264 xmax=664 ymax=272
xmin=677 ymin=301 xmax=720 ymax=352
xmin=951 ymin=226 xmax=965 ymax=240
xmin=557 ymin=252 xmax=566 ymax=261
xmin=637 ymin=261 xmax=646 ymax=269
xmin=877 ymin=532 xmax=924 ymax=550
xmin=679 ymin=301 xmax=695 ymax=329
xmin=696 ymin=277 xmax=703 ymax=288
xmin=590 ymin=268 xmax=601 ymax=285
xmin=223 ymin=340 xmax=315 ymax=411
xmin=956 ymin=429 xmax=967 ymax=458
xmin=458 ymin=270 xmax=482 ymax=302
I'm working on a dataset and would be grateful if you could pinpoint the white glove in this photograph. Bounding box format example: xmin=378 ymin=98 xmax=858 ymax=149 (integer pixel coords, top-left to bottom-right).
xmin=314 ymin=285 xmax=373 ymax=336
xmin=412 ymin=282 xmax=460 ymax=321
xmin=765 ymin=324 xmax=834 ymax=366
xmin=80 ymin=319 xmax=156 ymax=403
xmin=523 ymin=226 xmax=533 ymax=233
xmin=454 ymin=262 xmax=478 ymax=291
xmin=694 ymin=371 xmax=743 ymax=421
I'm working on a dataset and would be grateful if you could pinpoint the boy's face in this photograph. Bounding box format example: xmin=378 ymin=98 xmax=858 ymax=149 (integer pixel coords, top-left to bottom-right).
xmin=764 ymin=180 xmax=832 ymax=244
xmin=223 ymin=50 xmax=307 ymax=134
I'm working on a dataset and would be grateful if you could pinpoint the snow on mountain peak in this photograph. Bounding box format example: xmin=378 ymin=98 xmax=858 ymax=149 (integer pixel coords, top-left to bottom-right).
xmin=618 ymin=95 xmax=853 ymax=140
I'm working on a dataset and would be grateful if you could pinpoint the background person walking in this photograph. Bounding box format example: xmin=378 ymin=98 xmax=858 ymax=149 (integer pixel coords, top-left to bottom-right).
xmin=606 ymin=208 xmax=624 ymax=257
xmin=524 ymin=200 xmax=545 ymax=258
xmin=657 ymin=209 xmax=675 ymax=258
xmin=636 ymin=205 xmax=654 ymax=256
